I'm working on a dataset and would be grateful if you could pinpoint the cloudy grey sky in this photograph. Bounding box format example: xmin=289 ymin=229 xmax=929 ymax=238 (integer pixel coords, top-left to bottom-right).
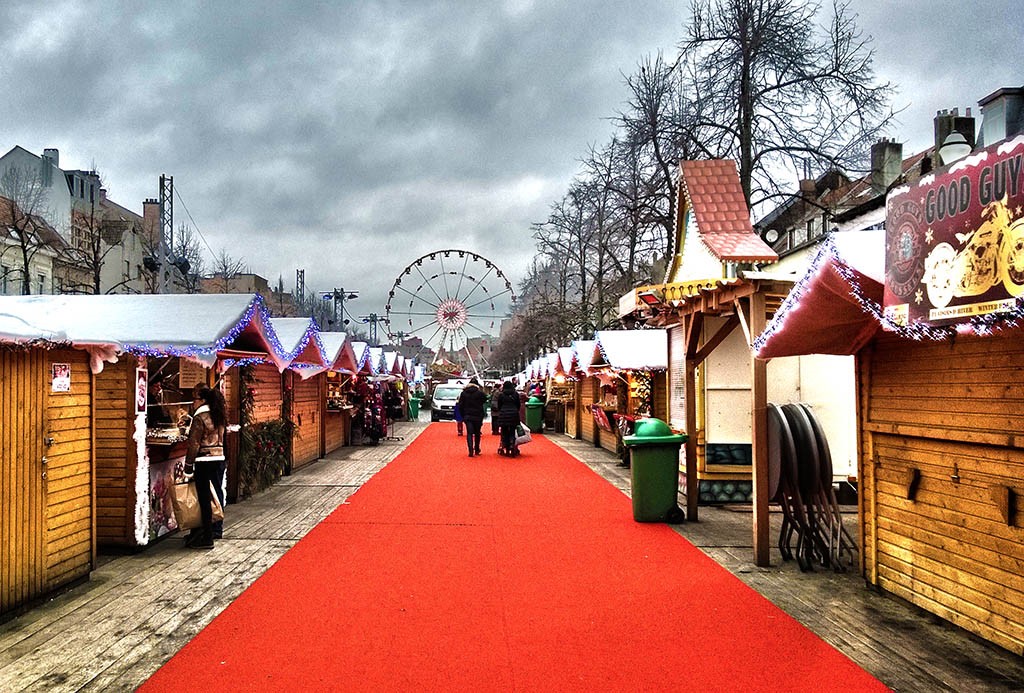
xmin=2 ymin=0 xmax=1021 ymax=332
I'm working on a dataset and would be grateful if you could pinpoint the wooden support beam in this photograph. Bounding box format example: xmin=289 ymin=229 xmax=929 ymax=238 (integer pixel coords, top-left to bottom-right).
xmin=693 ymin=314 xmax=739 ymax=365
xmin=750 ymin=290 xmax=770 ymax=567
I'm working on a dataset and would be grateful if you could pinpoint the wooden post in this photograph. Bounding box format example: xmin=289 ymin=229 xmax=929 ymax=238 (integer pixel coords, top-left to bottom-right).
xmin=685 ymin=360 xmax=698 ymax=521
xmin=684 ymin=312 xmax=703 ymax=522
xmin=750 ymin=292 xmax=769 ymax=566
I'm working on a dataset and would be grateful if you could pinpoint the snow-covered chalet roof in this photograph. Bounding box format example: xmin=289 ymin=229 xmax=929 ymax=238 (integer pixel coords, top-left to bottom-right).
xmin=0 ymin=293 xmax=279 ymax=373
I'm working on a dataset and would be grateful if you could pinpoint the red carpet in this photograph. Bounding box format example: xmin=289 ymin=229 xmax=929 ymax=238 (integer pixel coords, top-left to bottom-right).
xmin=141 ymin=424 xmax=888 ymax=692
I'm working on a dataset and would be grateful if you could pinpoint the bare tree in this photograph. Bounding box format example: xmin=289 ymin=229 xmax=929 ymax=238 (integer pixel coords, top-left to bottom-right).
xmin=0 ymin=166 xmax=62 ymax=295
xmin=679 ymin=0 xmax=895 ymax=207
xmin=172 ymin=224 xmax=205 ymax=294
xmin=614 ymin=52 xmax=703 ymax=260
xmin=207 ymin=249 xmax=248 ymax=293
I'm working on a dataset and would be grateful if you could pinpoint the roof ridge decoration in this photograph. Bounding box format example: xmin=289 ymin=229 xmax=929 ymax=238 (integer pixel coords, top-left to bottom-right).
xmin=666 ymin=160 xmax=778 ymax=283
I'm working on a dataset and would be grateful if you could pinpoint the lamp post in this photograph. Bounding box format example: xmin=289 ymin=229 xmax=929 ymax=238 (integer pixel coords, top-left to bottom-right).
xmin=322 ymin=288 xmax=358 ymax=330
xmin=359 ymin=312 xmax=382 ymax=345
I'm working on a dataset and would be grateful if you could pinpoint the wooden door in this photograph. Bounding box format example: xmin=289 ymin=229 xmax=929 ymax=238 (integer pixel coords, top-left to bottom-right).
xmin=1 ymin=349 xmax=47 ymax=616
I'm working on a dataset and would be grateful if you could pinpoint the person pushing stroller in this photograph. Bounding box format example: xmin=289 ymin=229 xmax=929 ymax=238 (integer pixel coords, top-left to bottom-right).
xmin=495 ymin=380 xmax=522 ymax=457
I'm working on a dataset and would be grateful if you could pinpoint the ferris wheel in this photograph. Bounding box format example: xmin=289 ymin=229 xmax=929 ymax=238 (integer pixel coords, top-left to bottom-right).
xmin=385 ymin=249 xmax=515 ymax=370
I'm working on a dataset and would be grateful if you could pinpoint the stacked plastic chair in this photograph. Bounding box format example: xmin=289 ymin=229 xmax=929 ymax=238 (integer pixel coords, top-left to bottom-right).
xmin=766 ymin=402 xmax=857 ymax=572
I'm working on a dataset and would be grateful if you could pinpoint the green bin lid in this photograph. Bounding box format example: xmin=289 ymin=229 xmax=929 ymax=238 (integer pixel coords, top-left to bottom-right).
xmin=526 ymin=396 xmax=544 ymax=406
xmin=622 ymin=417 xmax=688 ymax=446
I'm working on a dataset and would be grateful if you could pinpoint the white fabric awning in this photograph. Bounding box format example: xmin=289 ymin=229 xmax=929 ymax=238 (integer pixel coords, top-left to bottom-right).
xmin=593 ymin=329 xmax=668 ymax=371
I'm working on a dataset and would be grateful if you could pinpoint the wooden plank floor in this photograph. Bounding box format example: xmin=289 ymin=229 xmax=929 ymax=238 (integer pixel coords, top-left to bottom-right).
xmin=1 ymin=422 xmax=1022 ymax=692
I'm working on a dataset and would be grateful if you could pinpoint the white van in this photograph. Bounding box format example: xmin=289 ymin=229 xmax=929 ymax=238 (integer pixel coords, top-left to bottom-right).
xmin=430 ymin=383 xmax=465 ymax=422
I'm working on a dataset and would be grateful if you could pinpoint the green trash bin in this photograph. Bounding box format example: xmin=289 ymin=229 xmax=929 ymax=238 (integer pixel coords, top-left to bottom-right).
xmin=408 ymin=396 xmax=421 ymax=420
xmin=525 ymin=395 xmax=545 ymax=433
xmin=623 ymin=418 xmax=688 ymax=523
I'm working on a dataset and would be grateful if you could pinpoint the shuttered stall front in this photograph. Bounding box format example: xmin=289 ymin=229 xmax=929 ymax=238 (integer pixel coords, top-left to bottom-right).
xmin=652 ymin=371 xmax=669 ymax=422
xmin=579 ymin=376 xmax=597 ymax=445
xmin=0 ymin=347 xmax=97 ymax=616
xmin=289 ymin=371 xmax=323 ymax=470
xmin=860 ymin=330 xmax=1024 ymax=656
xmin=564 ymin=380 xmax=579 ymax=439
xmin=1 ymin=348 xmax=47 ymax=616
xmin=668 ymin=326 xmax=686 ymax=429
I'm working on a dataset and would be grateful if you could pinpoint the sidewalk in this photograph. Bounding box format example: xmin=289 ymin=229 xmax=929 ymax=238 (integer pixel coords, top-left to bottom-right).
xmin=1 ymin=422 xmax=1022 ymax=691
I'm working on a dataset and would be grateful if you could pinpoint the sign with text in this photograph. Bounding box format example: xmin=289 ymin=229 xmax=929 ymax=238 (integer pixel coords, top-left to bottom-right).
xmin=883 ymin=135 xmax=1024 ymax=327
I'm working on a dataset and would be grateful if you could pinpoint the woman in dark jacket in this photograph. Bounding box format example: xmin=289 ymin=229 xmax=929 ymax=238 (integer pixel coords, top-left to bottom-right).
xmin=456 ymin=378 xmax=487 ymax=457
xmin=496 ymin=381 xmax=522 ymax=457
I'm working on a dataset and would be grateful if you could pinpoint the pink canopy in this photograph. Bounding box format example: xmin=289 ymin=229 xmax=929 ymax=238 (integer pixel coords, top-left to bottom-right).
xmin=754 ymin=231 xmax=885 ymax=358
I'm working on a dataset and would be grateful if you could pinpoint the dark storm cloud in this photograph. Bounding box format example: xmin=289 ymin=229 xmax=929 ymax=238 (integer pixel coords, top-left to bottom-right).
xmin=852 ymin=1 xmax=1024 ymax=153
xmin=2 ymin=0 xmax=1021 ymax=323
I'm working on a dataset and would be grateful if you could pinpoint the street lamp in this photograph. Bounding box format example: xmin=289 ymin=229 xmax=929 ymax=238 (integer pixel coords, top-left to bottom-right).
xmin=939 ymin=131 xmax=972 ymax=166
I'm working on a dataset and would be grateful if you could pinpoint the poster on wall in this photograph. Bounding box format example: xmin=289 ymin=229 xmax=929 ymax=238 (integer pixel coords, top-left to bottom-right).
xmin=883 ymin=135 xmax=1024 ymax=328
xmin=51 ymin=363 xmax=71 ymax=392
xmin=149 ymin=456 xmax=181 ymax=540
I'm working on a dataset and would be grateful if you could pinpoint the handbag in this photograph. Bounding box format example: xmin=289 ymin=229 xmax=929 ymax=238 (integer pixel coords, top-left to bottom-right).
xmin=515 ymin=423 xmax=532 ymax=445
xmin=170 ymin=480 xmax=224 ymax=530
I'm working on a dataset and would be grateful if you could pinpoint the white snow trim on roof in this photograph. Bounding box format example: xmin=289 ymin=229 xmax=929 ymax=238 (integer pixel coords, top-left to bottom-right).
xmin=831 ymin=229 xmax=886 ymax=283
xmin=572 ymin=340 xmax=599 ymax=371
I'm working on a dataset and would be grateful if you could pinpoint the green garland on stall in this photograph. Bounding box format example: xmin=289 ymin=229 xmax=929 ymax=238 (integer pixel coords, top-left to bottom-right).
xmin=237 ymin=364 xmax=294 ymax=499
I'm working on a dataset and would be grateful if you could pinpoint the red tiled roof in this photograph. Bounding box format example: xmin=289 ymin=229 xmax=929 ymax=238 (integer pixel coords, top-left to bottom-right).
xmin=681 ymin=160 xmax=778 ymax=263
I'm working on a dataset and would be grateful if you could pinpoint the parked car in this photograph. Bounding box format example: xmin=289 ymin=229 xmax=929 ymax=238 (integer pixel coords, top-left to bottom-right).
xmin=430 ymin=384 xmax=464 ymax=422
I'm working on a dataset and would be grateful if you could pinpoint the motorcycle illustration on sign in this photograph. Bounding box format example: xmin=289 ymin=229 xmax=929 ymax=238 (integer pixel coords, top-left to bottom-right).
xmin=923 ymin=197 xmax=1024 ymax=309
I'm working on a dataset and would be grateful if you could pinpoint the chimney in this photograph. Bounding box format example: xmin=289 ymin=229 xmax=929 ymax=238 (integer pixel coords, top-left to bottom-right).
xmin=42 ymin=148 xmax=59 ymax=168
xmin=870 ymin=138 xmax=903 ymax=196
xmin=143 ymin=198 xmax=160 ymax=246
xmin=977 ymin=86 xmax=1024 ymax=148
xmin=934 ymin=107 xmax=976 ymax=166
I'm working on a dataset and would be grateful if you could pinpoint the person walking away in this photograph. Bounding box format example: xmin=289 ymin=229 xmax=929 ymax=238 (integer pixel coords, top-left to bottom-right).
xmin=496 ymin=381 xmax=522 ymax=457
xmin=184 ymin=385 xmax=227 ymax=550
xmin=454 ymin=400 xmax=464 ymax=436
xmin=456 ymin=378 xmax=487 ymax=457
xmin=489 ymin=385 xmax=500 ymax=435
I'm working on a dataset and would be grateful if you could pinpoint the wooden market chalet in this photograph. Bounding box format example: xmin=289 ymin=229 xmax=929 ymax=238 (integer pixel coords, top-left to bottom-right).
xmin=0 ymin=293 xmax=416 ymax=618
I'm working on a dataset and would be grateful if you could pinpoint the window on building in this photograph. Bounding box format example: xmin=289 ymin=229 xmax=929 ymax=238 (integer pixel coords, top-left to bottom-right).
xmin=38 ymin=273 xmax=46 ymax=294
xmin=1 ymin=265 xmax=9 ymax=294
